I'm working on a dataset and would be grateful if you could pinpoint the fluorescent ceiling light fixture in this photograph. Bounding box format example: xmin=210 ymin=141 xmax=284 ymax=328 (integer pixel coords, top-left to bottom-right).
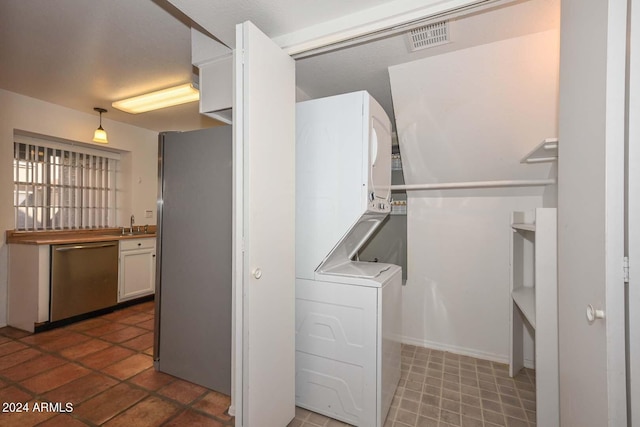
xmin=112 ymin=83 xmax=200 ymax=114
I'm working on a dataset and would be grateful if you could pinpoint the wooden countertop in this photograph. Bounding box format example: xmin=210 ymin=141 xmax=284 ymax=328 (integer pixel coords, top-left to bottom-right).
xmin=6 ymin=227 xmax=157 ymax=245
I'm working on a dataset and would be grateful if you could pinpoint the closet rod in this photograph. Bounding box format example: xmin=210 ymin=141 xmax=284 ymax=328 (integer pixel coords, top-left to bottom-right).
xmin=390 ymin=178 xmax=556 ymax=191
xmin=523 ymin=157 xmax=557 ymax=164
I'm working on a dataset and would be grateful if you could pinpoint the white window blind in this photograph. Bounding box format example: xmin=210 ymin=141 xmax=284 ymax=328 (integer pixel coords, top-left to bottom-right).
xmin=13 ymin=134 xmax=120 ymax=230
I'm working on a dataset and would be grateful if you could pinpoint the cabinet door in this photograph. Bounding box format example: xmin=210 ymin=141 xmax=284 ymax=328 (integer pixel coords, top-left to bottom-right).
xmin=120 ymin=249 xmax=155 ymax=301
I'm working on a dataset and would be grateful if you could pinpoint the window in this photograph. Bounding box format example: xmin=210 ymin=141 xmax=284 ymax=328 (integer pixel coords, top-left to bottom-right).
xmin=13 ymin=134 xmax=119 ymax=230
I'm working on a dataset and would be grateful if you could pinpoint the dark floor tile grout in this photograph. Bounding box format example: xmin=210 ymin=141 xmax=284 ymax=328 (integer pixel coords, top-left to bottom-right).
xmin=289 ymin=344 xmax=536 ymax=427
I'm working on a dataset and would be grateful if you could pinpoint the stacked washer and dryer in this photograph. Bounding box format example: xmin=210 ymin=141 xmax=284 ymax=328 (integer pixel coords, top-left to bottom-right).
xmin=295 ymin=91 xmax=402 ymax=427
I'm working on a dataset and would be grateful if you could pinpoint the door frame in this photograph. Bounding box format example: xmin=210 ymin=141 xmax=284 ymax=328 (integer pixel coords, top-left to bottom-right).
xmin=557 ymin=0 xmax=628 ymax=425
xmin=628 ymin=0 xmax=640 ymax=423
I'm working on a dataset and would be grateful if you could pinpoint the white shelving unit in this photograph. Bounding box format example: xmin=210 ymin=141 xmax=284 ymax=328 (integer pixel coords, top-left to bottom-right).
xmin=511 ymin=287 xmax=536 ymax=328
xmin=509 ymin=208 xmax=558 ymax=427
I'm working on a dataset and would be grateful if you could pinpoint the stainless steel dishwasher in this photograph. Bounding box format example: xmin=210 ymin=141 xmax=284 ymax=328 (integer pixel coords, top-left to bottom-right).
xmin=50 ymin=241 xmax=119 ymax=321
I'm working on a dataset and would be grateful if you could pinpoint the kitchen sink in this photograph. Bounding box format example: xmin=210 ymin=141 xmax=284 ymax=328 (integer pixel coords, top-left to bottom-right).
xmin=103 ymin=228 xmax=154 ymax=237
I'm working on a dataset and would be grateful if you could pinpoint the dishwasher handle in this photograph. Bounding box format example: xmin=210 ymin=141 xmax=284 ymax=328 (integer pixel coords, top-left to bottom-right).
xmin=54 ymin=242 xmax=118 ymax=252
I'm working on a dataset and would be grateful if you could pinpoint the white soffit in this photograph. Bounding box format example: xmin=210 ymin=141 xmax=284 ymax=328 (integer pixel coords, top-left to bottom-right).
xmin=276 ymin=0 xmax=512 ymax=56
xmin=191 ymin=28 xmax=231 ymax=66
xmin=296 ymin=0 xmax=560 ymax=125
xmin=167 ymin=0 xmax=511 ymax=54
xmin=166 ymin=0 xmax=392 ymax=49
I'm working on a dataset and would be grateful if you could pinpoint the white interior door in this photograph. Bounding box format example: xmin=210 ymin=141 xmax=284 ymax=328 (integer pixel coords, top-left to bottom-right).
xmin=233 ymin=21 xmax=296 ymax=427
xmin=557 ymin=1 xmax=628 ymax=426
xmin=629 ymin=0 xmax=640 ymax=424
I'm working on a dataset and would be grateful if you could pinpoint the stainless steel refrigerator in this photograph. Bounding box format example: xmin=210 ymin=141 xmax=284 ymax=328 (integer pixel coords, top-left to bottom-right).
xmin=154 ymin=126 xmax=232 ymax=395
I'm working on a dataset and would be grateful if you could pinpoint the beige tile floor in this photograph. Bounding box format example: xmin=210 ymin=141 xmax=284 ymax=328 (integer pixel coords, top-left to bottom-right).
xmin=289 ymin=344 xmax=537 ymax=427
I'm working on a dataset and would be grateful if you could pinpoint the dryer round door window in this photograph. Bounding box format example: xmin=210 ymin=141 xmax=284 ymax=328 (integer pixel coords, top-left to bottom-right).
xmin=369 ymin=116 xmax=391 ymax=203
xmin=371 ymin=127 xmax=378 ymax=168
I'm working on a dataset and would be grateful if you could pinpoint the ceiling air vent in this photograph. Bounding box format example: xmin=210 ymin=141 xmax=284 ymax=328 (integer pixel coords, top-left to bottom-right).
xmin=407 ymin=21 xmax=449 ymax=52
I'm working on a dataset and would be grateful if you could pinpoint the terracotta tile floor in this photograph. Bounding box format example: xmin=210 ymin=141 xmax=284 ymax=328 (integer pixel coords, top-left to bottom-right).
xmin=289 ymin=344 xmax=537 ymax=427
xmin=0 ymin=301 xmax=234 ymax=427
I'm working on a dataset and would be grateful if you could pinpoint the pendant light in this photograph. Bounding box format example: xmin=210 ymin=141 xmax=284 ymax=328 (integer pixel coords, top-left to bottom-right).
xmin=93 ymin=107 xmax=108 ymax=143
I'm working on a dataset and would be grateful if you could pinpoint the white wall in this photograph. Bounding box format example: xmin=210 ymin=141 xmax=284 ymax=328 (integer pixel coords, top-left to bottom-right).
xmin=0 ymin=89 xmax=158 ymax=327
xmin=389 ymin=29 xmax=559 ymax=362
xmin=402 ymin=195 xmax=542 ymax=362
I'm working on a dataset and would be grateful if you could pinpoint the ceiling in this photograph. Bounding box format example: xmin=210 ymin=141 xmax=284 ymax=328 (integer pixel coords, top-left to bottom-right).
xmin=0 ymin=0 xmax=216 ymax=132
xmin=0 ymin=0 xmax=558 ymax=133
xmin=296 ymin=0 xmax=559 ymax=124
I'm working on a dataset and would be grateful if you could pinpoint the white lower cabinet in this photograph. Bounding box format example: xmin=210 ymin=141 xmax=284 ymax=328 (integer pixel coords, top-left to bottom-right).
xmin=119 ymin=238 xmax=156 ymax=302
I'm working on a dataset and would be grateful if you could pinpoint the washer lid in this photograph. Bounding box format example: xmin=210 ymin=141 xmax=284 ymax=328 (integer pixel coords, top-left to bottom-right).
xmin=316 ymin=212 xmax=387 ymax=274
xmin=321 ymin=261 xmax=391 ymax=278
xmin=315 ymin=262 xmax=401 ymax=287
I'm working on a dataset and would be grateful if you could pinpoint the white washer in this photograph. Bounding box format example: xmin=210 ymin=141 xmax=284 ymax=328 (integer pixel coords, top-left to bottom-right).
xmin=295 ymin=91 xmax=402 ymax=426
xmin=296 ymin=264 xmax=402 ymax=426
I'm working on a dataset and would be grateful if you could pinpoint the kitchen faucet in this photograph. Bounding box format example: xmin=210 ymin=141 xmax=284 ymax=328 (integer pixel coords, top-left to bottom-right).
xmin=130 ymin=214 xmax=135 ymax=232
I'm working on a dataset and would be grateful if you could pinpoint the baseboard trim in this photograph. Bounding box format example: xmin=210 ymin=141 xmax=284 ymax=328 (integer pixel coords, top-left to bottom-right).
xmin=401 ymin=336 xmax=534 ymax=369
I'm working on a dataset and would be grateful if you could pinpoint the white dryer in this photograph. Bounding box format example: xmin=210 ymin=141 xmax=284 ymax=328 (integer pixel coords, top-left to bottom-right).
xmin=295 ymin=91 xmax=402 ymax=427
